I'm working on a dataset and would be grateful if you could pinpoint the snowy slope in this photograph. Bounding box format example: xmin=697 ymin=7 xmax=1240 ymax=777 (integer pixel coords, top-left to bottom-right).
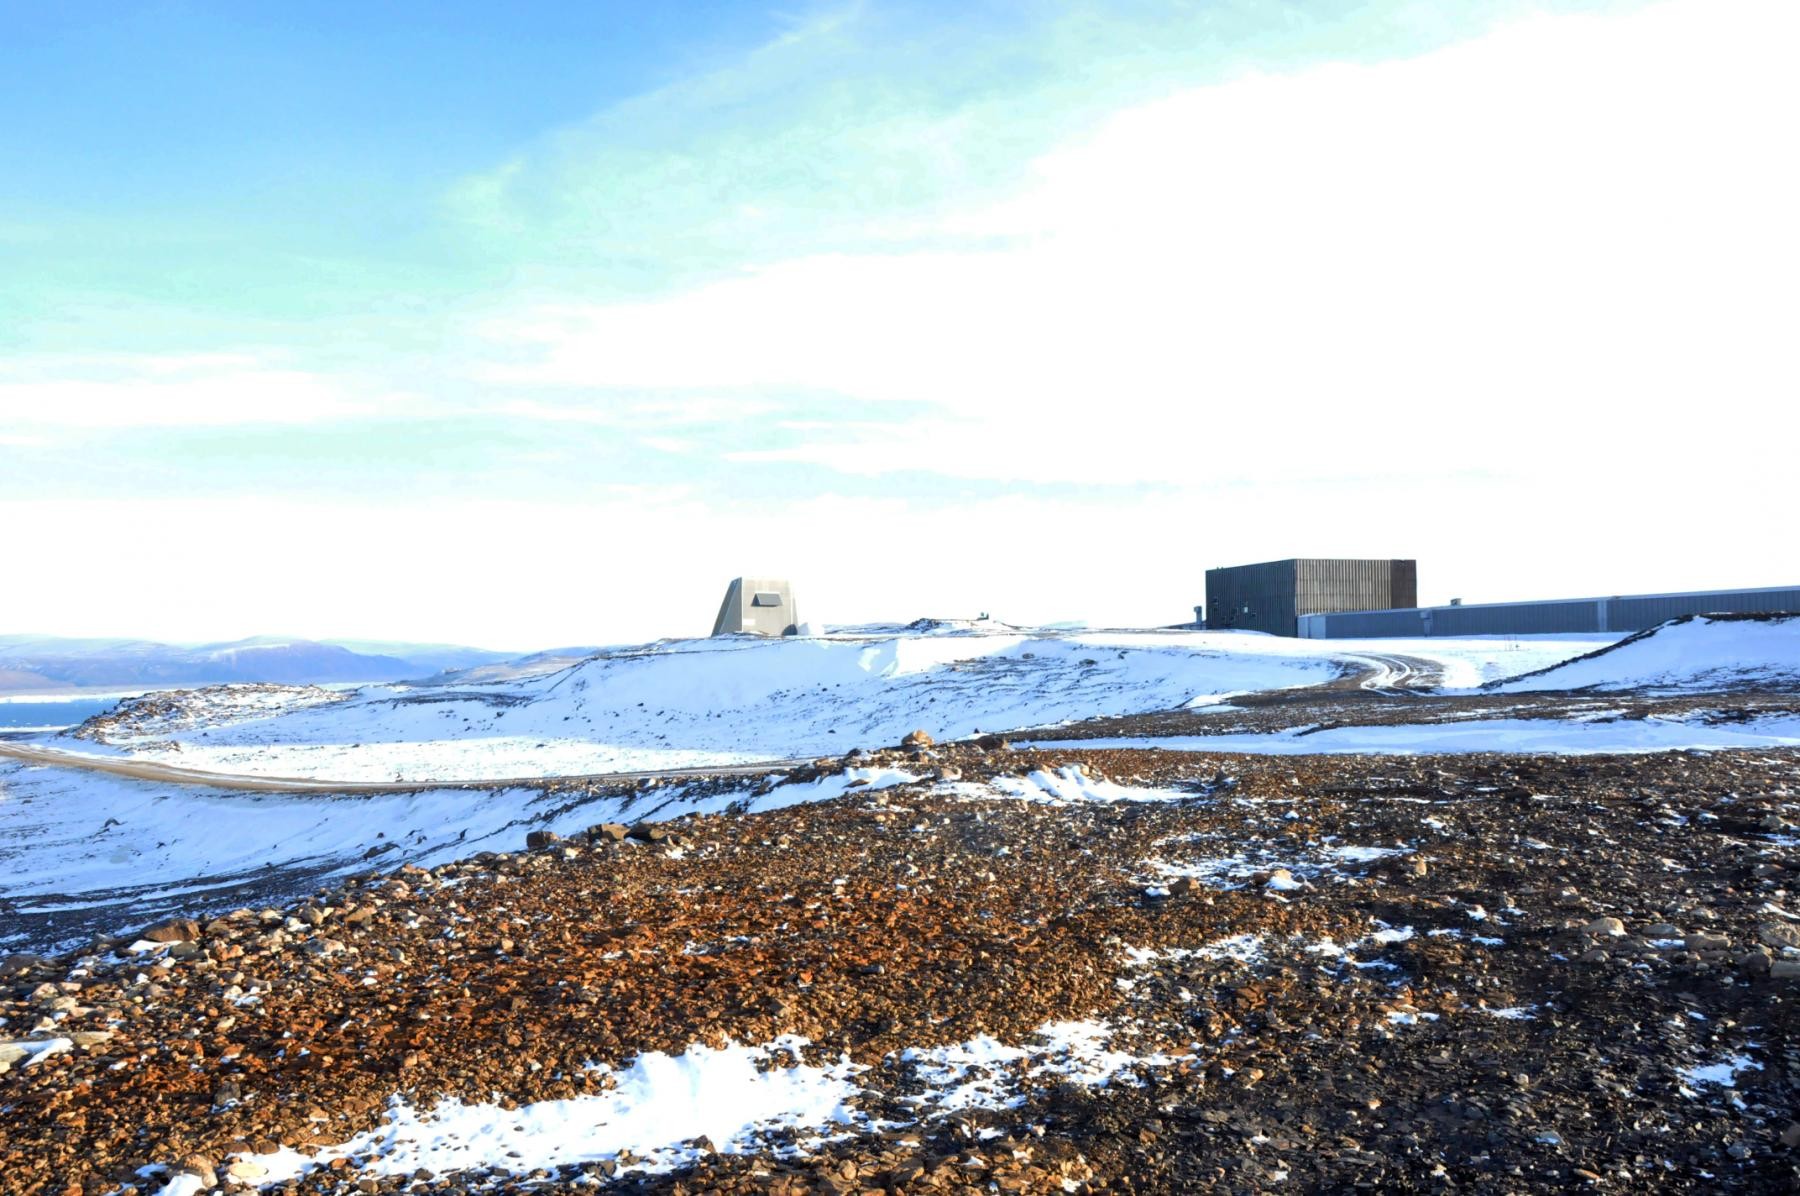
xmin=1492 ymin=615 xmax=1800 ymax=694
xmin=64 ymin=630 xmax=1340 ymax=781
xmin=52 ymin=627 xmax=1617 ymax=782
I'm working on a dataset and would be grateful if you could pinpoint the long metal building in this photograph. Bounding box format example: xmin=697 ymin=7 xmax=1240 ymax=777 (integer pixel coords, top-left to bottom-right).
xmin=1204 ymin=559 xmax=1418 ymax=637
xmin=1297 ymin=584 xmax=1800 ymax=638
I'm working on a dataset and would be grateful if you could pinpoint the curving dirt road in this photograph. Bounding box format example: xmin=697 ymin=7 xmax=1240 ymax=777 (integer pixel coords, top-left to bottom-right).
xmin=0 ymin=741 xmax=809 ymax=794
xmin=1344 ymin=651 xmax=1441 ymax=696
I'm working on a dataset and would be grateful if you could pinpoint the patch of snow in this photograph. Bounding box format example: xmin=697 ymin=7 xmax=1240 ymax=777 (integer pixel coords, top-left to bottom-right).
xmin=753 ymin=767 xmax=920 ymax=811
xmin=12 ymin=1037 xmax=73 ymax=1067
xmin=1327 ymin=845 xmax=1402 ymax=863
xmin=1125 ymin=934 xmax=1265 ymax=968
xmin=1679 ymin=1054 xmax=1763 ymax=1092
xmin=230 ymin=1038 xmax=862 ymax=1183
xmin=984 ymin=766 xmax=1188 ymax=805
xmin=152 ymin=1176 xmax=208 ymax=1196
xmin=1386 ymin=1010 xmax=1441 ymax=1025
xmin=897 ymin=1020 xmax=1180 ymax=1113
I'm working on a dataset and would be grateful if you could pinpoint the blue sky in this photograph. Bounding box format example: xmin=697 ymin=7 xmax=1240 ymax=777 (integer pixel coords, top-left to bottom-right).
xmin=3 ymin=0 xmax=1795 ymax=646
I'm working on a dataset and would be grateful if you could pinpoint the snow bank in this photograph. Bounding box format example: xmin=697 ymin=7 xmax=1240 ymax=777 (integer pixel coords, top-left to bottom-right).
xmin=1492 ymin=615 xmax=1800 ymax=693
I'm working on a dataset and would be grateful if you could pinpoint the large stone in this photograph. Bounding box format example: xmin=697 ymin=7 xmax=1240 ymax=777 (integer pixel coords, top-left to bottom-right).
xmin=901 ymin=729 xmax=935 ymax=749
xmin=526 ymin=830 xmax=562 ymax=851
xmin=141 ymin=918 xmax=201 ymax=943
xmin=225 ymin=1158 xmax=268 ymax=1182
xmin=175 ymin=1154 xmax=217 ymax=1188
xmin=0 ymin=954 xmax=49 ymax=979
xmin=1582 ymin=917 xmax=1627 ymax=938
xmin=590 ymin=823 xmax=629 ymax=842
xmin=1755 ymin=921 xmax=1800 ymax=950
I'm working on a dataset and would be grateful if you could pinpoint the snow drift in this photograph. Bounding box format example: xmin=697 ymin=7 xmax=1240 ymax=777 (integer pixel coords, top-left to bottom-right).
xmin=1490 ymin=615 xmax=1800 ymax=694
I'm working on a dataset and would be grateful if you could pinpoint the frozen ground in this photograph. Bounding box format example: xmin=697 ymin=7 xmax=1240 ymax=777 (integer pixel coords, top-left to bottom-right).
xmin=50 ymin=627 xmax=1610 ymax=782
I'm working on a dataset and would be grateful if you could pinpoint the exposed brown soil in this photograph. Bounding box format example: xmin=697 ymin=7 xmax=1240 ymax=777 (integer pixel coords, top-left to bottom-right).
xmin=5 ymin=741 xmax=1800 ymax=1194
xmin=1026 ymin=686 xmax=1800 ymax=742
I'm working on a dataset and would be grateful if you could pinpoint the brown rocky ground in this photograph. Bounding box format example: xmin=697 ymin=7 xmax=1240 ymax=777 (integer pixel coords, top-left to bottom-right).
xmin=1025 ymin=683 xmax=1800 ymax=743
xmin=4 ymin=742 xmax=1799 ymax=1195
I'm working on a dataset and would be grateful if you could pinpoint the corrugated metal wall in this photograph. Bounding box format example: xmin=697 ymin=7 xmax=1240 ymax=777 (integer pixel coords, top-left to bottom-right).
xmin=1298 ymin=586 xmax=1800 ymax=638
xmin=1607 ymin=589 xmax=1800 ymax=628
xmin=1205 ymin=559 xmax=1298 ymax=636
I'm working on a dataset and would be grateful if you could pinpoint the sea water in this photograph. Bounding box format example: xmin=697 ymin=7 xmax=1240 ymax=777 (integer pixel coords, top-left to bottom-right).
xmin=0 ymin=695 xmax=128 ymax=733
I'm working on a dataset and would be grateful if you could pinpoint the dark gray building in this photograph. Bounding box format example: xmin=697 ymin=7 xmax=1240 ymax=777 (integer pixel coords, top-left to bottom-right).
xmin=1296 ymin=584 xmax=1800 ymax=638
xmin=1204 ymin=559 xmax=1418 ymax=637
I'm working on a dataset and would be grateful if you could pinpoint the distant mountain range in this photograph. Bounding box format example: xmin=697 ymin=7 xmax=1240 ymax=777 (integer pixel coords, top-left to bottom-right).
xmin=0 ymin=634 xmax=532 ymax=694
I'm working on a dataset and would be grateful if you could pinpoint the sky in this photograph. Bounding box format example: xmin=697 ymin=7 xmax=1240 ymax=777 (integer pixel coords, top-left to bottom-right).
xmin=2 ymin=0 xmax=1795 ymax=649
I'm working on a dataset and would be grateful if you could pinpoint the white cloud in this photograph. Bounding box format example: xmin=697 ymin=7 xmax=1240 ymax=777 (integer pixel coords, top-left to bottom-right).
xmin=0 ymin=354 xmax=408 ymax=428
xmin=489 ymin=395 xmax=783 ymax=427
xmin=6 ymin=1 xmax=1794 ymax=646
xmin=477 ymin=0 xmax=1798 ymax=487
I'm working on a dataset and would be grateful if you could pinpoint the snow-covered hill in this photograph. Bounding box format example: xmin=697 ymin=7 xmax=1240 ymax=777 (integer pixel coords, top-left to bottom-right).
xmin=1492 ymin=615 xmax=1800 ymax=694
xmin=61 ymin=627 xmax=1610 ymax=782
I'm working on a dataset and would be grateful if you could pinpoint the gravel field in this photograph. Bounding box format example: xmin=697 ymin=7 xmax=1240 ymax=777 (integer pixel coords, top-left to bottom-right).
xmin=4 ymin=739 xmax=1799 ymax=1195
